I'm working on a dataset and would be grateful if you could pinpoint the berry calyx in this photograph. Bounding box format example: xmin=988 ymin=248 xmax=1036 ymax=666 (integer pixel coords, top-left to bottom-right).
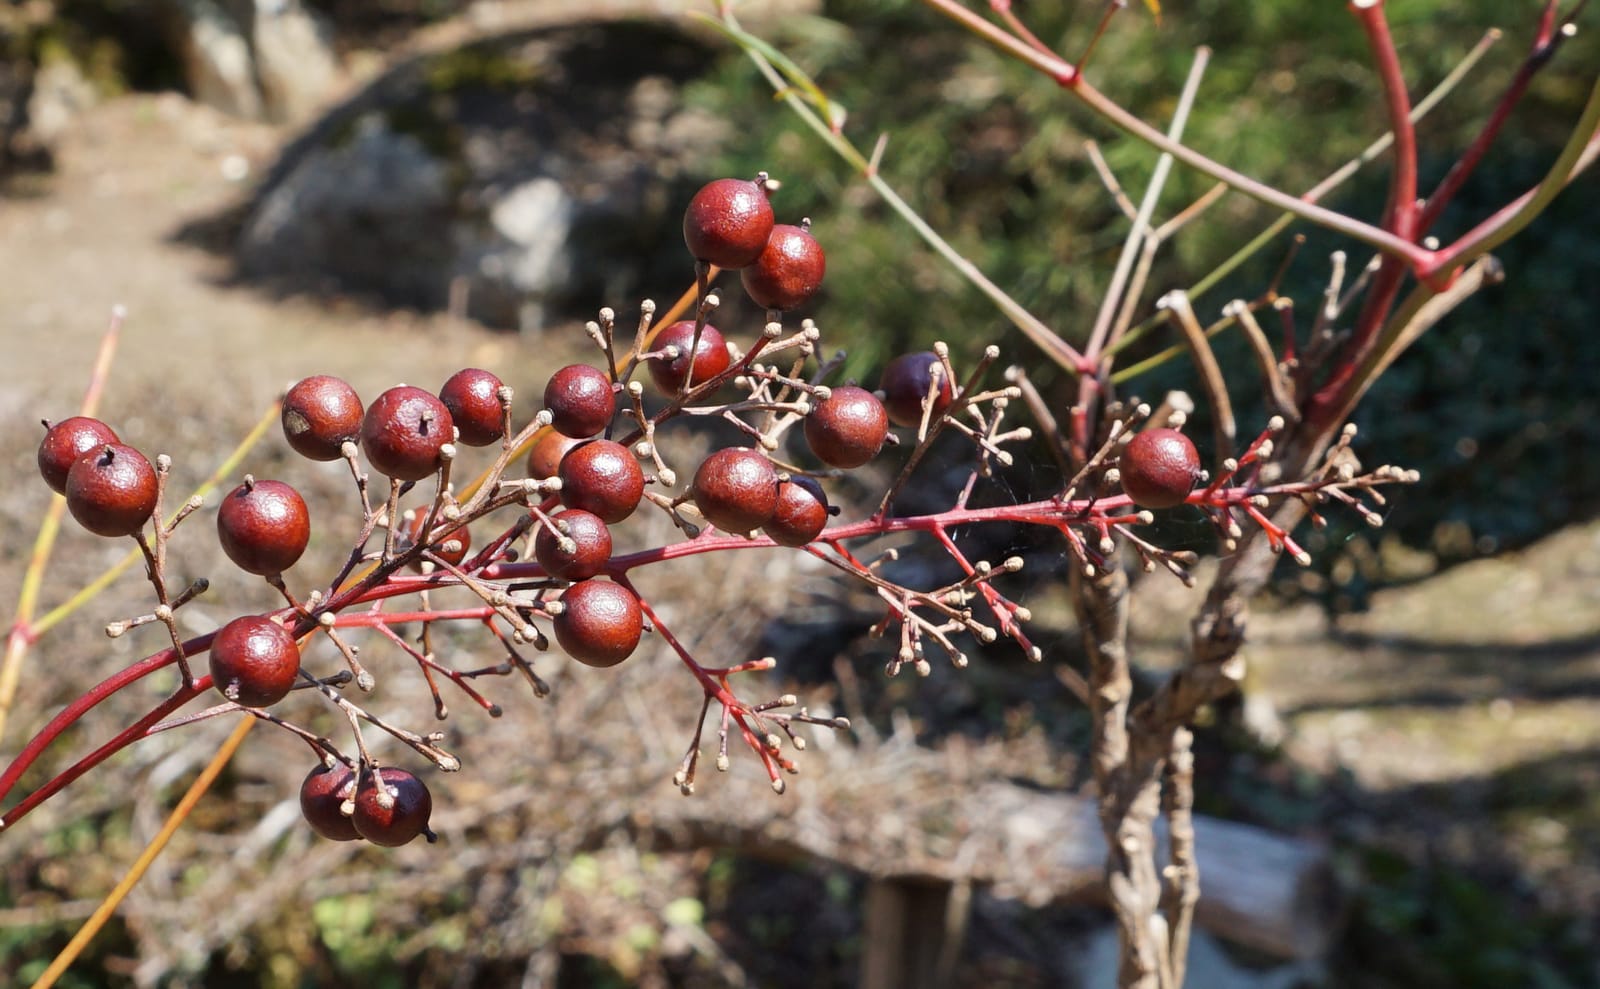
xmin=64 ymin=443 xmax=159 ymax=538
xmin=558 ymin=439 xmax=644 ymax=524
xmin=217 ymin=477 xmax=311 ymax=576
xmin=300 ymin=763 xmax=360 ymax=841
xmin=691 ymin=447 xmax=779 ymax=534
xmin=766 ymin=476 xmax=831 ymax=547
xmin=38 ymin=416 xmax=120 ymax=494
xmin=407 ymin=513 xmax=472 ymax=570
xmin=741 ymin=223 xmax=825 ymax=312
xmin=648 ymin=321 xmax=731 ymax=395
xmin=804 ymin=385 xmax=889 ymax=469
xmin=527 ymin=428 xmax=582 ymax=480
xmin=360 ymin=385 xmax=454 ymax=481
xmin=880 ymin=352 xmax=954 ymax=428
xmin=554 ymin=579 xmax=643 ymax=668
xmin=439 ymin=368 xmax=506 ymax=447
xmin=534 ymin=509 xmax=612 ymax=581
xmin=209 ymin=615 xmax=301 ymax=708
xmin=682 ymin=176 xmax=775 ymax=269
xmin=282 ymin=375 xmax=364 ymax=462
xmin=543 ymin=364 xmax=616 ymax=439
xmin=352 ymin=767 xmax=435 ymax=846
xmin=1119 ymin=428 xmax=1202 ymax=509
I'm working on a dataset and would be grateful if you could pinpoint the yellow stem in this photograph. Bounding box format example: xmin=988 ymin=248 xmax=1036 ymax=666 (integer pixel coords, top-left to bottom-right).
xmin=29 ymin=716 xmax=254 ymax=989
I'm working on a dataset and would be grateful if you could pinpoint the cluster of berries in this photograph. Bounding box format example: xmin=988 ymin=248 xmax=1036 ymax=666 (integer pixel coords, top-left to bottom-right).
xmin=21 ymin=172 xmax=1405 ymax=847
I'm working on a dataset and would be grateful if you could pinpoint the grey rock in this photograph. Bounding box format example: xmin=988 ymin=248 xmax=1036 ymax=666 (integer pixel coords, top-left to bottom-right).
xmin=239 ymin=115 xmax=454 ymax=308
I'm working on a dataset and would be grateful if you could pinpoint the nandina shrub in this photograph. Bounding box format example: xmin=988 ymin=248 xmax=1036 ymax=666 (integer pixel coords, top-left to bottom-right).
xmin=2 ymin=3 xmax=1595 ymax=987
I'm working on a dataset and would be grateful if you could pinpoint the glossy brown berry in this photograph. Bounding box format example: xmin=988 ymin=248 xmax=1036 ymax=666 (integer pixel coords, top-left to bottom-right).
xmin=534 ymin=509 xmax=612 ymax=581
xmin=742 ymin=223 xmax=825 ymax=312
xmin=300 ymin=763 xmax=360 ymax=841
xmin=64 ymin=443 xmax=158 ymax=538
xmin=352 ymin=767 xmax=435 ymax=846
xmin=217 ymin=477 xmax=310 ymax=576
xmin=544 ymin=364 xmax=615 ymax=439
xmin=880 ymin=352 xmax=954 ymax=428
xmin=766 ymin=476 xmax=831 ymax=547
xmin=804 ymin=386 xmax=889 ymax=469
xmin=691 ymin=447 xmax=779 ymax=534
xmin=1120 ymin=428 xmax=1202 ymax=509
xmin=38 ymin=416 xmax=120 ymax=494
xmin=527 ymin=428 xmax=582 ymax=480
xmin=439 ymin=368 xmax=506 ymax=447
xmin=209 ymin=615 xmax=300 ymax=708
xmin=407 ymin=513 xmax=472 ymax=570
xmin=558 ymin=439 xmax=644 ymax=524
xmin=683 ymin=177 xmax=775 ymax=269
xmin=360 ymin=385 xmax=454 ymax=481
xmin=554 ymin=579 xmax=643 ymax=668
xmin=282 ymin=375 xmax=364 ymax=461
xmin=648 ymin=321 xmax=731 ymax=395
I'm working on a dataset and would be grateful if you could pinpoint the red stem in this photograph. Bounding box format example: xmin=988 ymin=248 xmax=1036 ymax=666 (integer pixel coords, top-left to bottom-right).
xmin=1416 ymin=1 xmax=1568 ymax=236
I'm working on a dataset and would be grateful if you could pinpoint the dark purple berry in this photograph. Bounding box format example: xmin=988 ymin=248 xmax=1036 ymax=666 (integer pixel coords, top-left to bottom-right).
xmin=554 ymin=579 xmax=643 ymax=668
xmin=352 ymin=767 xmax=434 ymax=846
xmin=691 ymin=447 xmax=779 ymax=534
xmin=558 ymin=439 xmax=644 ymax=524
xmin=1120 ymin=428 xmax=1202 ymax=509
xmin=804 ymin=386 xmax=889 ymax=469
xmin=282 ymin=375 xmax=364 ymax=462
xmin=300 ymin=763 xmax=360 ymax=841
xmin=766 ymin=476 xmax=831 ymax=547
xmin=439 ymin=368 xmax=506 ymax=447
xmin=407 ymin=513 xmax=472 ymax=571
xmin=742 ymin=223 xmax=825 ymax=311
xmin=879 ymin=352 xmax=954 ymax=428
xmin=683 ymin=177 xmax=775 ymax=269
xmin=64 ymin=443 xmax=158 ymax=538
xmin=534 ymin=509 xmax=612 ymax=581
xmin=360 ymin=385 xmax=454 ymax=482
xmin=38 ymin=416 xmax=120 ymax=494
xmin=648 ymin=321 xmax=731 ymax=395
xmin=209 ymin=614 xmax=301 ymax=708
xmin=527 ymin=429 xmax=582 ymax=480
xmin=544 ymin=364 xmax=615 ymax=440
xmin=217 ymin=477 xmax=310 ymax=576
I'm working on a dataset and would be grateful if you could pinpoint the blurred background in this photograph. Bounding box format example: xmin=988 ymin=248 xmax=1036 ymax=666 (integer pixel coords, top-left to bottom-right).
xmin=2 ymin=1 xmax=1597 ymax=986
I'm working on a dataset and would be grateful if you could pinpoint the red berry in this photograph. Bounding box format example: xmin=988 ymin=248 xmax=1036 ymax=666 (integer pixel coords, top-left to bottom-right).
xmin=352 ymin=767 xmax=434 ymax=847
xmin=527 ymin=428 xmax=582 ymax=480
xmin=648 ymin=321 xmax=731 ymax=395
xmin=766 ymin=476 xmax=831 ymax=547
xmin=741 ymin=223 xmax=825 ymax=311
xmin=360 ymin=385 xmax=454 ymax=481
xmin=804 ymin=386 xmax=889 ymax=469
xmin=534 ymin=509 xmax=612 ymax=581
xmin=543 ymin=364 xmax=615 ymax=439
xmin=407 ymin=513 xmax=472 ymax=570
xmin=38 ymin=416 xmax=120 ymax=494
xmin=1120 ymin=428 xmax=1202 ymax=509
xmin=691 ymin=447 xmax=779 ymax=534
xmin=554 ymin=579 xmax=643 ymax=668
xmin=300 ymin=763 xmax=360 ymax=841
xmin=683 ymin=177 xmax=775 ymax=269
xmin=209 ymin=615 xmax=301 ymax=708
xmin=64 ymin=443 xmax=158 ymax=538
xmin=558 ymin=439 xmax=644 ymax=524
xmin=217 ymin=477 xmax=310 ymax=576
xmin=282 ymin=375 xmax=364 ymax=461
xmin=439 ymin=368 xmax=505 ymax=447
xmin=879 ymin=352 xmax=954 ymax=428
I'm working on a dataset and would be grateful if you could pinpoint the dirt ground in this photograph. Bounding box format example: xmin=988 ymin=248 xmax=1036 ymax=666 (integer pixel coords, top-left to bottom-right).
xmin=4 ymin=93 xmax=1599 ymax=985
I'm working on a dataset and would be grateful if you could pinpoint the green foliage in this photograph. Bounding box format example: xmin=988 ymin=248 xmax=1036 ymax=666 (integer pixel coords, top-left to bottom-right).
xmin=691 ymin=0 xmax=1598 ymax=580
